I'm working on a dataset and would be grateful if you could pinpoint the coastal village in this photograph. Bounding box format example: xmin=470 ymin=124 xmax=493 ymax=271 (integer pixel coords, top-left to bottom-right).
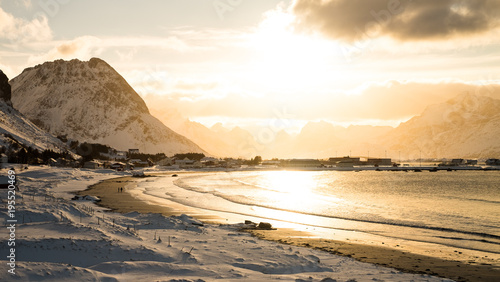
xmin=3 ymin=146 xmax=499 ymax=172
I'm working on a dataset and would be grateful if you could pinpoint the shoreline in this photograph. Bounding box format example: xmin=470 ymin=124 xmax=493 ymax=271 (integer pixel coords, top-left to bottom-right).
xmin=80 ymin=173 xmax=500 ymax=282
xmin=248 ymin=229 xmax=500 ymax=282
xmin=77 ymin=174 xmax=222 ymax=221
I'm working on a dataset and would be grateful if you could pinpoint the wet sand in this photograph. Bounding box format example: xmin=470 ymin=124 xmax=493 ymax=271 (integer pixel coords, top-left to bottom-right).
xmin=248 ymin=229 xmax=500 ymax=282
xmin=77 ymin=174 xmax=221 ymax=221
xmin=80 ymin=175 xmax=500 ymax=282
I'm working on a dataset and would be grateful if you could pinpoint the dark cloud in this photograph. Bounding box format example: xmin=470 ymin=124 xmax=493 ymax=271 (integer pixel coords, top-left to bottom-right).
xmin=292 ymin=0 xmax=500 ymax=42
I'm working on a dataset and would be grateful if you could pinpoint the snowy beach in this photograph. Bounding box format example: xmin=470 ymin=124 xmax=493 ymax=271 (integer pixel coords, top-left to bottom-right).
xmin=0 ymin=166 xmax=461 ymax=281
xmin=87 ymin=170 xmax=500 ymax=282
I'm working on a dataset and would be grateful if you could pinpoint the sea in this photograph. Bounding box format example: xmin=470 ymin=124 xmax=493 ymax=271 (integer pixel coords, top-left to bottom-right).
xmin=137 ymin=170 xmax=500 ymax=257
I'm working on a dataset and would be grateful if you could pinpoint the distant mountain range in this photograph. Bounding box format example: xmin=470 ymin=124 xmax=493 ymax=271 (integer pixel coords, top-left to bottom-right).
xmin=10 ymin=58 xmax=204 ymax=155
xmin=149 ymin=107 xmax=255 ymax=158
xmin=151 ymin=93 xmax=500 ymax=159
xmin=2 ymin=58 xmax=498 ymax=159
xmin=383 ymin=93 xmax=500 ymax=159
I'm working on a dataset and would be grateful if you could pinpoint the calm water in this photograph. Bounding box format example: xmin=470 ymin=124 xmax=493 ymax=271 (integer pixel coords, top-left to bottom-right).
xmin=140 ymin=170 xmax=500 ymax=255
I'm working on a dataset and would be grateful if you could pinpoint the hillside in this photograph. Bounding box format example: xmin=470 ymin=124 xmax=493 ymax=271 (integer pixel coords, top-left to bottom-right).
xmin=0 ymin=70 xmax=68 ymax=153
xmin=10 ymin=58 xmax=204 ymax=155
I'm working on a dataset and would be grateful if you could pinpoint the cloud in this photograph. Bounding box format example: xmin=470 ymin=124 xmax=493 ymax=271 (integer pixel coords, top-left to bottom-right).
xmin=56 ymin=40 xmax=88 ymax=55
xmin=0 ymin=62 xmax=16 ymax=79
xmin=125 ymin=67 xmax=247 ymax=102
xmin=26 ymin=33 xmax=216 ymax=66
xmin=19 ymin=0 xmax=33 ymax=9
xmin=143 ymin=80 xmax=500 ymax=126
xmin=0 ymin=6 xmax=52 ymax=44
xmin=27 ymin=36 xmax=103 ymax=65
xmin=314 ymin=81 xmax=500 ymax=121
xmin=292 ymin=0 xmax=500 ymax=42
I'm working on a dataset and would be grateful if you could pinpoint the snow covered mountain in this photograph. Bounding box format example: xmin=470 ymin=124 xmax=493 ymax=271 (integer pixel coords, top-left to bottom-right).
xmin=263 ymin=94 xmax=499 ymax=160
xmin=10 ymin=58 xmax=204 ymax=155
xmin=0 ymin=70 xmax=67 ymax=153
xmin=383 ymin=93 xmax=500 ymax=159
xmin=263 ymin=121 xmax=391 ymax=159
xmin=149 ymin=92 xmax=499 ymax=159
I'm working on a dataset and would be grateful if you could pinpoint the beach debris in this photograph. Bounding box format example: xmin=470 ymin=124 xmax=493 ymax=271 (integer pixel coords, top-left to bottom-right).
xmin=257 ymin=222 xmax=273 ymax=230
xmin=71 ymin=195 xmax=101 ymax=202
xmin=238 ymin=220 xmax=276 ymax=230
xmin=132 ymin=171 xmax=147 ymax=178
xmin=244 ymin=220 xmax=257 ymax=228
xmin=172 ymin=174 xmax=178 ymax=177
xmin=157 ymin=236 xmax=162 ymax=243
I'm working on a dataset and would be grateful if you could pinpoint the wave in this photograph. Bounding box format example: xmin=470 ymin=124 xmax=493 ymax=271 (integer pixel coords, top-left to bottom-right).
xmin=170 ymin=175 xmax=500 ymax=242
xmin=444 ymin=194 xmax=500 ymax=205
xmin=434 ymin=236 xmax=500 ymax=246
xmin=467 ymin=198 xmax=500 ymax=204
xmin=146 ymin=185 xmax=500 ymax=255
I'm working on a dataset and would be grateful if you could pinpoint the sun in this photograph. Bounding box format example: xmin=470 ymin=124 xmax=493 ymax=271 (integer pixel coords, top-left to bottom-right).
xmin=245 ymin=8 xmax=344 ymax=92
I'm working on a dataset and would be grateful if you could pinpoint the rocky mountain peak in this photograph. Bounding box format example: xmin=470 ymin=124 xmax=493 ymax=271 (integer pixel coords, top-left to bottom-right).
xmin=14 ymin=58 xmax=149 ymax=115
xmin=10 ymin=58 xmax=204 ymax=154
xmin=0 ymin=70 xmax=11 ymax=103
xmin=88 ymin=57 xmax=108 ymax=68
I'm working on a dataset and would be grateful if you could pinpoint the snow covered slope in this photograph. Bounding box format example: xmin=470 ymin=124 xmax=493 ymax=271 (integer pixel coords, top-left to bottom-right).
xmin=10 ymin=58 xmax=204 ymax=155
xmin=0 ymin=70 xmax=67 ymax=152
xmin=384 ymin=93 xmax=500 ymax=158
xmin=0 ymin=102 xmax=68 ymax=153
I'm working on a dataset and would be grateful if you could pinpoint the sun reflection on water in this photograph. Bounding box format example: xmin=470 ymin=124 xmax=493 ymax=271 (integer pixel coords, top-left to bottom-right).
xmin=256 ymin=171 xmax=324 ymax=223
xmin=264 ymin=171 xmax=317 ymax=193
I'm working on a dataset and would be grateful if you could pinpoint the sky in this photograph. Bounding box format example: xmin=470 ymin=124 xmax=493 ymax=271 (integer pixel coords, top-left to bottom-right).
xmin=1 ymin=0 xmax=500 ymax=133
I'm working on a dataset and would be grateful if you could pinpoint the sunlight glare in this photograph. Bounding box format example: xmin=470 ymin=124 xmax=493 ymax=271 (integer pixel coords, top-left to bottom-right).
xmin=262 ymin=171 xmax=318 ymax=214
xmin=265 ymin=171 xmax=315 ymax=193
xmin=247 ymin=8 xmax=343 ymax=91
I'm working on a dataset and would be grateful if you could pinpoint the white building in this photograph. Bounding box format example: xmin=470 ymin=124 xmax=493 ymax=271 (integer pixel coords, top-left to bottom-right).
xmin=157 ymin=157 xmax=175 ymax=166
xmin=175 ymin=158 xmax=202 ymax=168
xmin=115 ymin=151 xmax=127 ymax=160
xmin=83 ymin=160 xmax=103 ymax=169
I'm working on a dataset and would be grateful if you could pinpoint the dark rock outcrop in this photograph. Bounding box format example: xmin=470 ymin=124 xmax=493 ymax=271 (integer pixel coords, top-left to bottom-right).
xmin=0 ymin=70 xmax=11 ymax=102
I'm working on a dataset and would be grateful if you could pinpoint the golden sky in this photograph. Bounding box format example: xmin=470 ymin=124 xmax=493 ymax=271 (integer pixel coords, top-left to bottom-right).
xmin=1 ymin=0 xmax=500 ymax=131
